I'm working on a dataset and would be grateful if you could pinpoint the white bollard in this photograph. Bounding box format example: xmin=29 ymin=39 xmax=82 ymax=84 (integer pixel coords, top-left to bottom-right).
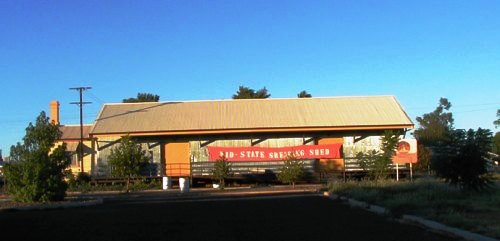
xmin=396 ymin=163 xmax=399 ymax=181
xmin=179 ymin=177 xmax=190 ymax=193
xmin=162 ymin=176 xmax=172 ymax=190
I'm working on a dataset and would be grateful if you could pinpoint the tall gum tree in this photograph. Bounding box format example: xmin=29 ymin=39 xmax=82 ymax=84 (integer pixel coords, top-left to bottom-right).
xmin=413 ymin=98 xmax=454 ymax=172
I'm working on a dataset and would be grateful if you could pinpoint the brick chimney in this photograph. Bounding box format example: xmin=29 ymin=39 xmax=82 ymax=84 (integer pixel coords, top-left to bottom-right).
xmin=50 ymin=100 xmax=60 ymax=125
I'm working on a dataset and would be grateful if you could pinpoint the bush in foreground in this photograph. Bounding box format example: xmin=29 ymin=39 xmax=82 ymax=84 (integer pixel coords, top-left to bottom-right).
xmin=432 ymin=128 xmax=493 ymax=191
xmin=108 ymin=136 xmax=150 ymax=193
xmin=277 ymin=154 xmax=304 ymax=188
xmin=3 ymin=112 xmax=70 ymax=202
xmin=356 ymin=130 xmax=399 ymax=181
xmin=212 ymin=155 xmax=231 ymax=189
xmin=329 ymin=179 xmax=500 ymax=238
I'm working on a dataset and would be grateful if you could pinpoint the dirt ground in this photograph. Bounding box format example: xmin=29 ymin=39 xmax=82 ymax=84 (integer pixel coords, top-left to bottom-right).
xmin=0 ymin=192 xmax=459 ymax=241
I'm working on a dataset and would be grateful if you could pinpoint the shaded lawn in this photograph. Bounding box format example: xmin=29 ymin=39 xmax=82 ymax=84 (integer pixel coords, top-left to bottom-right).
xmin=0 ymin=195 xmax=455 ymax=241
xmin=330 ymin=178 xmax=500 ymax=239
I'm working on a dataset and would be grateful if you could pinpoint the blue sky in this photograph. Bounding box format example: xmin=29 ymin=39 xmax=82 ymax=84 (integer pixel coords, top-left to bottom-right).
xmin=1 ymin=1 xmax=499 ymax=156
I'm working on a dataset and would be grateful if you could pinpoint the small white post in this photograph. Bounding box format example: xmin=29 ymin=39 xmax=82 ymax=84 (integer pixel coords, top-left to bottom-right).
xmin=179 ymin=177 xmax=190 ymax=193
xmin=410 ymin=163 xmax=413 ymax=182
xmin=162 ymin=176 xmax=172 ymax=190
xmin=396 ymin=163 xmax=399 ymax=181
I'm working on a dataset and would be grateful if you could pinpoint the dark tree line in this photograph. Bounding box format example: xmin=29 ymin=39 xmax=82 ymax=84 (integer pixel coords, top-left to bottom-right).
xmin=232 ymin=86 xmax=271 ymax=99
xmin=123 ymin=93 xmax=160 ymax=103
xmin=123 ymin=87 xmax=313 ymax=103
xmin=493 ymin=110 xmax=500 ymax=155
xmin=414 ymin=98 xmax=493 ymax=191
xmin=231 ymin=86 xmax=312 ymax=99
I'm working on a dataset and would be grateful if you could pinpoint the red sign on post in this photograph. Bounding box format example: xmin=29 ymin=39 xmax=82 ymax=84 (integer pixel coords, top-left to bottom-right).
xmin=207 ymin=144 xmax=342 ymax=161
xmin=392 ymin=139 xmax=418 ymax=164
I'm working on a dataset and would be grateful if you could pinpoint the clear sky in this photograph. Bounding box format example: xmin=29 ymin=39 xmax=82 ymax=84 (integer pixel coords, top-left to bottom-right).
xmin=1 ymin=0 xmax=499 ymax=156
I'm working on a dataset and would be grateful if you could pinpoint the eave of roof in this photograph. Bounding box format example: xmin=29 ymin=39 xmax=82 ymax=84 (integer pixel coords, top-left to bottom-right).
xmin=90 ymin=124 xmax=414 ymax=138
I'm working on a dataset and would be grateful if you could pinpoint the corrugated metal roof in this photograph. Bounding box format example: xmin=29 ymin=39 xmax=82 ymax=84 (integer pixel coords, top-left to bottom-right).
xmin=60 ymin=125 xmax=92 ymax=140
xmin=90 ymin=96 xmax=414 ymax=135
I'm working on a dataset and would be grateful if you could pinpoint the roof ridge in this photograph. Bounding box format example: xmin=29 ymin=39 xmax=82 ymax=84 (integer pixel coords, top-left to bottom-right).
xmin=61 ymin=124 xmax=93 ymax=127
xmin=101 ymin=95 xmax=396 ymax=106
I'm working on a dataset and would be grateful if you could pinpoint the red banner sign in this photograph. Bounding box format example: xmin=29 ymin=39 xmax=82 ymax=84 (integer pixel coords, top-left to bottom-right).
xmin=392 ymin=139 xmax=418 ymax=164
xmin=207 ymin=144 xmax=342 ymax=161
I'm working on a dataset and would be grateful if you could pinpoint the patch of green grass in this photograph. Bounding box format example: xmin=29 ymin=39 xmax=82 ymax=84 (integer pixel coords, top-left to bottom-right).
xmin=329 ymin=178 xmax=500 ymax=239
xmin=67 ymin=178 xmax=162 ymax=193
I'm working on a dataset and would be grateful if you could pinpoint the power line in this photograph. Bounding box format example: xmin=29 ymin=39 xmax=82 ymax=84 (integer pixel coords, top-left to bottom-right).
xmin=454 ymin=107 xmax=498 ymax=114
xmin=70 ymin=86 xmax=92 ymax=173
xmin=87 ymin=91 xmax=106 ymax=105
xmin=406 ymin=102 xmax=500 ymax=110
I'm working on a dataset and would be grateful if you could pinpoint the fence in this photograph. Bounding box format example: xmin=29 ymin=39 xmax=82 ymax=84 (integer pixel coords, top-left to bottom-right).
xmin=190 ymin=160 xmax=316 ymax=177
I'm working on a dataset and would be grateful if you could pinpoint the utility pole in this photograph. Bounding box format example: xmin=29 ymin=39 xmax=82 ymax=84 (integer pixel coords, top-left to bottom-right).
xmin=70 ymin=87 xmax=92 ymax=173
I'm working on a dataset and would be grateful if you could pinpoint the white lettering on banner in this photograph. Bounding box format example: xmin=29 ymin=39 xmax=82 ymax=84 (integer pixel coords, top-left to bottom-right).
xmin=219 ymin=151 xmax=235 ymax=158
xmin=209 ymin=144 xmax=342 ymax=161
xmin=240 ymin=151 xmax=265 ymax=158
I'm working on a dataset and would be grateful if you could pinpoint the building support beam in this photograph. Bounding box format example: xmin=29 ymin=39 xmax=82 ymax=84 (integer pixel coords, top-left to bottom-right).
xmin=251 ymin=138 xmax=266 ymax=146
xmin=200 ymin=140 xmax=216 ymax=148
xmin=354 ymin=135 xmax=369 ymax=143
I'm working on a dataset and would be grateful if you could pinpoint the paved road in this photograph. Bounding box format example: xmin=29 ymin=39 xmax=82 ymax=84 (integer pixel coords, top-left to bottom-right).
xmin=0 ymin=192 xmax=458 ymax=241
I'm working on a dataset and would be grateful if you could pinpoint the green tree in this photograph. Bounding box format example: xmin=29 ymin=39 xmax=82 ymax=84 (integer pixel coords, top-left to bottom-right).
xmin=414 ymin=98 xmax=454 ymax=146
xmin=493 ymin=110 xmax=499 ymax=154
xmin=212 ymin=155 xmax=231 ymax=189
xmin=108 ymin=136 xmax=150 ymax=192
xmin=297 ymin=90 xmax=312 ymax=98
xmin=493 ymin=132 xmax=500 ymax=155
xmin=123 ymin=92 xmax=160 ymax=103
xmin=357 ymin=130 xmax=399 ymax=180
xmin=277 ymin=154 xmax=304 ymax=188
xmin=417 ymin=144 xmax=432 ymax=175
xmin=254 ymin=87 xmax=271 ymax=98
xmin=3 ymin=111 xmax=70 ymax=202
xmin=414 ymin=98 xmax=454 ymax=173
xmin=432 ymin=128 xmax=493 ymax=191
xmin=232 ymin=86 xmax=271 ymax=99
xmin=494 ymin=109 xmax=500 ymax=128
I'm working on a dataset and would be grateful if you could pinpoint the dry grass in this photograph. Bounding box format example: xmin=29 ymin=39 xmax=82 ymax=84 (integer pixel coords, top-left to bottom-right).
xmin=329 ymin=177 xmax=500 ymax=239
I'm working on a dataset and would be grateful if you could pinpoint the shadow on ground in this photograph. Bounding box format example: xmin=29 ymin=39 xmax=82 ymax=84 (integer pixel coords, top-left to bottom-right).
xmin=0 ymin=194 xmax=459 ymax=241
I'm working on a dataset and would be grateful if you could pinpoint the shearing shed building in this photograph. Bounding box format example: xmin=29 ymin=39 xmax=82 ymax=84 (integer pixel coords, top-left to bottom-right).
xmin=75 ymin=96 xmax=415 ymax=184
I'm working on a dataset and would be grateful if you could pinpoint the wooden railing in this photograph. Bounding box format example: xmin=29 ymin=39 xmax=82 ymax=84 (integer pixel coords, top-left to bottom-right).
xmin=343 ymin=157 xmax=409 ymax=172
xmin=190 ymin=160 xmax=316 ymax=176
xmin=89 ymin=176 xmax=161 ymax=185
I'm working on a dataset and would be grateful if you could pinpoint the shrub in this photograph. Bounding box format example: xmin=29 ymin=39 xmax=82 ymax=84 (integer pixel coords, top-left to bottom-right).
xmin=76 ymin=172 xmax=91 ymax=184
xmin=432 ymin=128 xmax=493 ymax=191
xmin=67 ymin=172 xmax=93 ymax=193
xmin=108 ymin=136 xmax=150 ymax=193
xmin=129 ymin=178 xmax=162 ymax=191
xmin=277 ymin=154 xmax=304 ymax=188
xmin=357 ymin=131 xmax=399 ymax=180
xmin=212 ymin=155 xmax=231 ymax=189
xmin=3 ymin=112 xmax=70 ymax=202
